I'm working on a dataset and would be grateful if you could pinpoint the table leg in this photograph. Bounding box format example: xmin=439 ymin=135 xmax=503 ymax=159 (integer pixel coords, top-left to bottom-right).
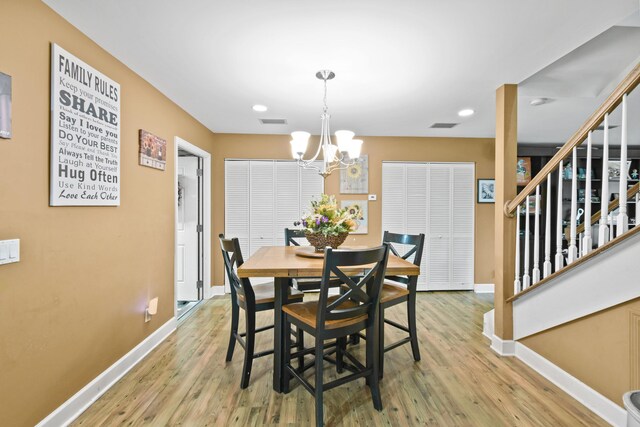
xmin=273 ymin=277 xmax=289 ymax=392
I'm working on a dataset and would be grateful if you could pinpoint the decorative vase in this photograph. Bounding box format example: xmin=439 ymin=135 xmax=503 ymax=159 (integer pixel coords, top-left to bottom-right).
xmin=305 ymin=231 xmax=348 ymax=252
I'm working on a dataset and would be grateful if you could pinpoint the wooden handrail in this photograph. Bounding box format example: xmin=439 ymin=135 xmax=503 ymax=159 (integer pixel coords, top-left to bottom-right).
xmin=506 ymin=62 xmax=640 ymax=215
xmin=576 ymin=181 xmax=640 ymax=234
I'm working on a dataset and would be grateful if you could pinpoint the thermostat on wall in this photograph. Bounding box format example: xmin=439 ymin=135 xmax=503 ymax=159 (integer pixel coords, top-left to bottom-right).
xmin=368 ymin=194 xmax=377 ymax=201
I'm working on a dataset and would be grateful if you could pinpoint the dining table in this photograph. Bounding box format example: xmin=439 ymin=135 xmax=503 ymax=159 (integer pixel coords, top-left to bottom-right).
xmin=236 ymin=245 xmax=420 ymax=392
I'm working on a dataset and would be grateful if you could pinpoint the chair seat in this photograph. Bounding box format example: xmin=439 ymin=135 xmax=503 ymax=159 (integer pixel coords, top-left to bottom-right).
xmin=282 ymin=295 xmax=367 ymax=330
xmin=380 ymin=280 xmax=409 ymax=304
xmin=238 ymin=282 xmax=304 ymax=305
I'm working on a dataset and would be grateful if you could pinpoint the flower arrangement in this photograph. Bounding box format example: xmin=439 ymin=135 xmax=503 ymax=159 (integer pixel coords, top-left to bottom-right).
xmin=295 ymin=194 xmax=359 ymax=237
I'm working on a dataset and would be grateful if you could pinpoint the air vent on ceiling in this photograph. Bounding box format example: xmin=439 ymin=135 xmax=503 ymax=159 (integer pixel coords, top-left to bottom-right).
xmin=259 ymin=118 xmax=287 ymax=125
xmin=595 ymin=124 xmax=619 ymax=131
xmin=429 ymin=122 xmax=459 ymax=129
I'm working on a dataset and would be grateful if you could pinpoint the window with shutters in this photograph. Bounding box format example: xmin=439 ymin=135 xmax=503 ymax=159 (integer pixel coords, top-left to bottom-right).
xmin=382 ymin=162 xmax=474 ymax=291
xmin=224 ymin=159 xmax=324 ymax=288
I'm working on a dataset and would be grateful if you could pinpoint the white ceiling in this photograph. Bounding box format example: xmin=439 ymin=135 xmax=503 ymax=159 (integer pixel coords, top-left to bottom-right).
xmin=43 ymin=0 xmax=639 ymax=143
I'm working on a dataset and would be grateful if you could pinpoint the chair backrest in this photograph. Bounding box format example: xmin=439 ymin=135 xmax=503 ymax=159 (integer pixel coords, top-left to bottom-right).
xmin=316 ymin=244 xmax=390 ymax=330
xmin=284 ymin=228 xmax=306 ymax=247
xmin=382 ymin=231 xmax=425 ymax=285
xmin=218 ymin=234 xmax=255 ymax=305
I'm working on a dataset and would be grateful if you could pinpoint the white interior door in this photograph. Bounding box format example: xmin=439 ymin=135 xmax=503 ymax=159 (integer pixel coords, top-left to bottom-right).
xmin=176 ymin=156 xmax=200 ymax=301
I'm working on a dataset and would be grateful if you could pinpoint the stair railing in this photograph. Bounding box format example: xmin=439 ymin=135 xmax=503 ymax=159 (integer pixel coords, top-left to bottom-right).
xmin=507 ymin=62 xmax=640 ymax=300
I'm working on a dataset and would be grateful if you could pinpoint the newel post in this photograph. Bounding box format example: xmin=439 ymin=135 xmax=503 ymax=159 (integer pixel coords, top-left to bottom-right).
xmin=494 ymin=84 xmax=518 ymax=347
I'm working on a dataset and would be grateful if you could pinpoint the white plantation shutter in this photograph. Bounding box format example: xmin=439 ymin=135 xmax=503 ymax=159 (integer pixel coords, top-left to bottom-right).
xmin=382 ymin=163 xmax=407 ymax=235
xmin=406 ymin=163 xmax=428 ymax=289
xmin=451 ymin=164 xmax=474 ymax=288
xmin=249 ymin=161 xmax=275 ymax=257
xmin=275 ymin=161 xmax=300 ymax=246
xmin=225 ymin=160 xmax=250 ymax=259
xmin=428 ymin=164 xmax=452 ymax=289
xmin=300 ymin=161 xmax=324 ymax=216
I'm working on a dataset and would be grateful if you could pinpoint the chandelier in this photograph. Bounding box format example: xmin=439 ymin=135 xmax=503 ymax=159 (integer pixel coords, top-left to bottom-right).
xmin=290 ymin=70 xmax=363 ymax=179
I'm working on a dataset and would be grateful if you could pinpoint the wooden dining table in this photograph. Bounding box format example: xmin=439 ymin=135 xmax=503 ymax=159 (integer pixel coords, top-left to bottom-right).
xmin=236 ymin=245 xmax=420 ymax=393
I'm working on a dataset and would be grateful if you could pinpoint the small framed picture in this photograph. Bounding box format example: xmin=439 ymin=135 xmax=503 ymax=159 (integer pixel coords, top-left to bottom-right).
xmin=516 ymin=157 xmax=532 ymax=185
xmin=477 ymin=179 xmax=495 ymax=203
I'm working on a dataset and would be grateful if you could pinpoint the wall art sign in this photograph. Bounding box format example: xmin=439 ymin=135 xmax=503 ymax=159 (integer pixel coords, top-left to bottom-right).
xmin=0 ymin=72 xmax=11 ymax=139
xmin=341 ymin=200 xmax=368 ymax=234
xmin=50 ymin=44 xmax=120 ymax=206
xmin=477 ymin=179 xmax=495 ymax=203
xmin=139 ymin=129 xmax=167 ymax=170
xmin=340 ymin=154 xmax=368 ymax=194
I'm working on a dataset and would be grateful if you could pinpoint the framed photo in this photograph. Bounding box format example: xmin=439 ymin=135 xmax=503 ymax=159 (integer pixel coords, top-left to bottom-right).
xmin=0 ymin=72 xmax=11 ymax=139
xmin=607 ymin=160 xmax=631 ymax=180
xmin=341 ymin=200 xmax=368 ymax=234
xmin=516 ymin=157 xmax=531 ymax=185
xmin=477 ymin=179 xmax=495 ymax=203
xmin=139 ymin=129 xmax=167 ymax=170
xmin=340 ymin=155 xmax=368 ymax=194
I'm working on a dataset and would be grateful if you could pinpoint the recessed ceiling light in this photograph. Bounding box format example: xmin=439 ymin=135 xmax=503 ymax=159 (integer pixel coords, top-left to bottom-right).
xmin=458 ymin=109 xmax=475 ymax=117
xmin=252 ymin=104 xmax=268 ymax=112
xmin=530 ymin=98 xmax=550 ymax=106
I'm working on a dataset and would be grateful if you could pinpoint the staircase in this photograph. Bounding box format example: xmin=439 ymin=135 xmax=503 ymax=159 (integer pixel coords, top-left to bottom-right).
xmin=491 ymin=62 xmax=640 ymax=427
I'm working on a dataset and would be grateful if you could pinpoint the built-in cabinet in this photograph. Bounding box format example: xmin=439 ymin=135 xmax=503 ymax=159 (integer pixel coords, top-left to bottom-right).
xmin=382 ymin=162 xmax=475 ymax=291
xmin=225 ymin=159 xmax=324 ymax=268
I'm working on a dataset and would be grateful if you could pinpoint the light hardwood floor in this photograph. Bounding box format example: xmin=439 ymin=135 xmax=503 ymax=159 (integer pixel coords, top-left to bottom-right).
xmin=73 ymin=292 xmax=607 ymax=426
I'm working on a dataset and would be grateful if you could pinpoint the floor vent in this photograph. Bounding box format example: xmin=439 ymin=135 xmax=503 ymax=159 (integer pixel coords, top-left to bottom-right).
xmin=259 ymin=118 xmax=287 ymax=125
xmin=430 ymin=122 xmax=458 ymax=129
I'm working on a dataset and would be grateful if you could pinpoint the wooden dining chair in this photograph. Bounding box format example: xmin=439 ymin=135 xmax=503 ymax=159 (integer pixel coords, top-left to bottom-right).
xmin=378 ymin=231 xmax=425 ymax=377
xmin=219 ymin=234 xmax=304 ymax=389
xmin=282 ymin=245 xmax=390 ymax=426
xmin=284 ymin=228 xmax=341 ymax=291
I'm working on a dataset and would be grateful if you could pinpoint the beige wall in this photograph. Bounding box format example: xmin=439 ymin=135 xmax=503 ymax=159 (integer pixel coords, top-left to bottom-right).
xmin=210 ymin=134 xmax=496 ymax=286
xmin=520 ymin=297 xmax=640 ymax=407
xmin=0 ymin=1 xmax=216 ymax=425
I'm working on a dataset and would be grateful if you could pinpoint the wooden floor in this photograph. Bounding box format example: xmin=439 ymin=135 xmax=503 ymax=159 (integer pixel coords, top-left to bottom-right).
xmin=73 ymin=292 xmax=607 ymax=426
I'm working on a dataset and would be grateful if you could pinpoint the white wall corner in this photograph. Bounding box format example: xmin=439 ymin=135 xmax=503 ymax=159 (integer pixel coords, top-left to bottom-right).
xmin=207 ymin=285 xmax=225 ymax=298
xmin=36 ymin=317 xmax=177 ymax=427
xmin=490 ymin=334 xmax=516 ymax=356
xmin=474 ymin=283 xmax=495 ymax=294
xmin=483 ymin=309 xmax=494 ymax=340
xmin=515 ymin=343 xmax=627 ymax=427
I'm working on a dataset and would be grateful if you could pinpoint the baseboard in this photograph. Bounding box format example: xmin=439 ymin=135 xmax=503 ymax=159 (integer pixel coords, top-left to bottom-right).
xmin=474 ymin=283 xmax=495 ymax=294
xmin=490 ymin=334 xmax=516 ymax=356
xmin=36 ymin=317 xmax=177 ymax=427
xmin=208 ymin=285 xmax=225 ymax=297
xmin=483 ymin=309 xmax=494 ymax=340
xmin=515 ymin=343 xmax=627 ymax=427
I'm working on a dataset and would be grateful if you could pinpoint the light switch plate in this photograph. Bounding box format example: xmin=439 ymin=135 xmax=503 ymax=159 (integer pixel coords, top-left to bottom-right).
xmin=368 ymin=194 xmax=377 ymax=201
xmin=0 ymin=239 xmax=20 ymax=265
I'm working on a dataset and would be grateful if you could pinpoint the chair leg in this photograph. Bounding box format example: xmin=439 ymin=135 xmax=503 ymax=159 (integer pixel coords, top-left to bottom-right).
xmin=314 ymin=339 xmax=324 ymax=426
xmin=336 ymin=337 xmax=346 ymax=374
xmin=297 ymin=326 xmax=305 ymax=370
xmin=225 ymin=301 xmax=239 ymax=362
xmin=366 ymin=321 xmax=383 ymax=411
xmin=240 ymin=309 xmax=255 ymax=389
xmin=378 ymin=306 xmax=385 ymax=379
xmin=283 ymin=318 xmax=292 ymax=393
xmin=407 ymin=292 xmax=421 ymax=361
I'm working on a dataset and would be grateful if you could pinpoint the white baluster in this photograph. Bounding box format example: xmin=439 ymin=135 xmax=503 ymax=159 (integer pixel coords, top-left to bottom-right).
xmin=583 ymin=131 xmax=593 ymax=254
xmin=578 ymin=232 xmax=583 ymax=255
xmin=514 ymin=205 xmax=521 ymax=294
xmin=532 ymin=186 xmax=541 ymax=284
xmin=599 ymin=113 xmax=610 ymax=247
xmin=543 ymin=175 xmax=553 ymax=277
xmin=617 ymin=93 xmax=629 ymax=237
xmin=636 ymin=193 xmax=640 ymax=227
xmin=523 ymin=195 xmax=531 ymax=289
xmin=555 ymin=161 xmax=564 ymax=271
xmin=568 ymin=148 xmax=578 ymax=263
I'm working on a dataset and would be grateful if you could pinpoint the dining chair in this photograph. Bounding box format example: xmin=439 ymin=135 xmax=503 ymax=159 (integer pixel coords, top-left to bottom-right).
xmin=284 ymin=228 xmax=341 ymax=291
xmin=282 ymin=244 xmax=390 ymax=426
xmin=378 ymin=231 xmax=425 ymax=377
xmin=219 ymin=234 xmax=304 ymax=389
